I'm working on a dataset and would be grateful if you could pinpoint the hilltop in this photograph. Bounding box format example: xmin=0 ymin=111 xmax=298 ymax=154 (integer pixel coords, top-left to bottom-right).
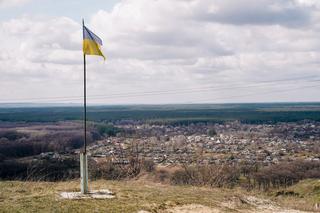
xmin=0 ymin=179 xmax=319 ymax=213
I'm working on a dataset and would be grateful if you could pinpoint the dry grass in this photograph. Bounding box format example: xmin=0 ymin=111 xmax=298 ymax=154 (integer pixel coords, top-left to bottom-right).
xmin=270 ymin=179 xmax=320 ymax=212
xmin=0 ymin=180 xmax=245 ymax=213
xmin=0 ymin=179 xmax=318 ymax=213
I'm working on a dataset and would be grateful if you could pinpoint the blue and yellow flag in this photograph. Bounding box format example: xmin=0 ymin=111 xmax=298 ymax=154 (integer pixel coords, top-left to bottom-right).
xmin=83 ymin=25 xmax=105 ymax=60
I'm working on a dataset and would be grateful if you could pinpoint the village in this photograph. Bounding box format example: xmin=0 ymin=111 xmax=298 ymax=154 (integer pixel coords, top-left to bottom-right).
xmin=87 ymin=121 xmax=320 ymax=166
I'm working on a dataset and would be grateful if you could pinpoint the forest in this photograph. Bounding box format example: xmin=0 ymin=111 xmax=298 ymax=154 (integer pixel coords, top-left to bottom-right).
xmin=0 ymin=103 xmax=320 ymax=123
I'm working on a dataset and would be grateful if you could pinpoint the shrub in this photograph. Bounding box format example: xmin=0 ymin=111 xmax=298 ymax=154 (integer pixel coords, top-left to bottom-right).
xmin=0 ymin=154 xmax=5 ymax=162
xmin=91 ymin=157 xmax=142 ymax=180
xmin=171 ymin=169 xmax=193 ymax=185
xmin=0 ymin=130 xmax=26 ymax=141
xmin=155 ymin=169 xmax=170 ymax=182
xmin=170 ymin=165 xmax=240 ymax=188
xmin=96 ymin=124 xmax=122 ymax=137
xmin=0 ymin=158 xmax=79 ymax=181
xmin=253 ymin=160 xmax=320 ymax=190
xmin=207 ymin=128 xmax=217 ymax=137
xmin=94 ymin=161 xmax=125 ymax=180
xmin=141 ymin=160 xmax=155 ymax=172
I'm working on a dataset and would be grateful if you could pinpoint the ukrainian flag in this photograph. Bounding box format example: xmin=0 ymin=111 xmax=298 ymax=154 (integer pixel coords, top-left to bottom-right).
xmin=83 ymin=25 xmax=105 ymax=60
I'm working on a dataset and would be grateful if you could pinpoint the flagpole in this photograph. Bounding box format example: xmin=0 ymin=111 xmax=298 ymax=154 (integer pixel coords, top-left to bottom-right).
xmin=82 ymin=19 xmax=87 ymax=154
xmin=81 ymin=18 xmax=88 ymax=194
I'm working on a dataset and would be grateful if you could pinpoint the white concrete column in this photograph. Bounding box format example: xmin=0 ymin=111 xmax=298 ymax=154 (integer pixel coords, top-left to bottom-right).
xmin=80 ymin=153 xmax=88 ymax=194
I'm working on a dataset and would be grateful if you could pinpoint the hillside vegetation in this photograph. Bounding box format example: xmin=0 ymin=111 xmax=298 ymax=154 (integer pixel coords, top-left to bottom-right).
xmin=0 ymin=179 xmax=319 ymax=213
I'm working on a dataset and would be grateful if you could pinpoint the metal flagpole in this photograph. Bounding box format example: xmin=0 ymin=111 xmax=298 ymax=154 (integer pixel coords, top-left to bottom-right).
xmin=83 ymin=20 xmax=87 ymax=155
xmin=81 ymin=18 xmax=88 ymax=194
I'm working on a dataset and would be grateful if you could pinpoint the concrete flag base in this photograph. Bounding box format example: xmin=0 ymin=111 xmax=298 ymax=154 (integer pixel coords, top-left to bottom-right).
xmin=60 ymin=190 xmax=115 ymax=199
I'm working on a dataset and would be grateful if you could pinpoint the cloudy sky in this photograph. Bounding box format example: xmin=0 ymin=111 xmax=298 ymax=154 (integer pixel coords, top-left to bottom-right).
xmin=0 ymin=0 xmax=320 ymax=104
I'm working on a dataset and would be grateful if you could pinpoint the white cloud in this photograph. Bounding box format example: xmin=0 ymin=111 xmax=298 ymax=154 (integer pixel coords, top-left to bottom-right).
xmin=295 ymin=0 xmax=320 ymax=8
xmin=0 ymin=0 xmax=31 ymax=8
xmin=190 ymin=0 xmax=311 ymax=27
xmin=0 ymin=0 xmax=320 ymax=104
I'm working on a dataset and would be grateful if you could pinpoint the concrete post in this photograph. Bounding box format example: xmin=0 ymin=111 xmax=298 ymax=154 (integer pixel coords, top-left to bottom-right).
xmin=80 ymin=153 xmax=88 ymax=194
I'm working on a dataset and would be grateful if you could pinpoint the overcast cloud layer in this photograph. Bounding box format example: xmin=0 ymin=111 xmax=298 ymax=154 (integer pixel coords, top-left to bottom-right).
xmin=0 ymin=0 xmax=320 ymax=104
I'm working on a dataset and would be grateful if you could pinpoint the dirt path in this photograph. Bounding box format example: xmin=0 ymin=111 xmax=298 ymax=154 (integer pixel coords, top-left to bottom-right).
xmin=164 ymin=204 xmax=311 ymax=213
xmin=139 ymin=195 xmax=314 ymax=213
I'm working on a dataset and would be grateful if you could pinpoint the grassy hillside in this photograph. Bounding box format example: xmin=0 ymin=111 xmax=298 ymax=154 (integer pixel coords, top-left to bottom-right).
xmin=0 ymin=179 xmax=318 ymax=213
xmin=273 ymin=179 xmax=320 ymax=212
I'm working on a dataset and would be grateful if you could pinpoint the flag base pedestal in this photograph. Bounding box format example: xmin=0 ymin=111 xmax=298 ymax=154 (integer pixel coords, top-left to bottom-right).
xmin=60 ymin=189 xmax=115 ymax=199
xmin=80 ymin=153 xmax=88 ymax=194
